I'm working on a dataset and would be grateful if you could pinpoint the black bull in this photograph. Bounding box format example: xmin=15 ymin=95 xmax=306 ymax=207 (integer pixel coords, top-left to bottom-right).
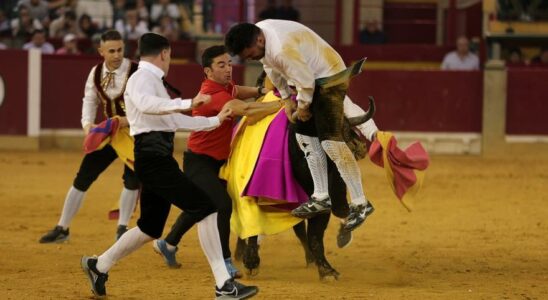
xmin=235 ymin=96 xmax=376 ymax=281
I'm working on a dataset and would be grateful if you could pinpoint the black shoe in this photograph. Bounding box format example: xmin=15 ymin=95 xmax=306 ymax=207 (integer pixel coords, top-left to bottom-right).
xmin=39 ymin=226 xmax=69 ymax=243
xmin=81 ymin=256 xmax=108 ymax=298
xmin=343 ymin=202 xmax=375 ymax=232
xmin=115 ymin=225 xmax=128 ymax=241
xmin=336 ymin=223 xmax=353 ymax=249
xmin=291 ymin=196 xmax=331 ymax=219
xmin=215 ymin=279 xmax=258 ymax=299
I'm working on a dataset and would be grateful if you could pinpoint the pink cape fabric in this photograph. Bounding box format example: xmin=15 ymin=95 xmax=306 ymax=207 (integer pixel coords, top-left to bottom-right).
xmin=368 ymin=135 xmax=429 ymax=200
xmin=243 ymin=111 xmax=308 ymax=206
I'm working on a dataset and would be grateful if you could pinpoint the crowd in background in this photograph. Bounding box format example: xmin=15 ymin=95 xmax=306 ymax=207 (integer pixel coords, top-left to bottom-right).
xmin=0 ymin=0 xmax=193 ymax=54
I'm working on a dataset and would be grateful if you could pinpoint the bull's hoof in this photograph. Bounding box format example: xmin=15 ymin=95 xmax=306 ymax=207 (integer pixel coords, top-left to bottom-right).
xmin=243 ymin=244 xmax=260 ymax=275
xmin=318 ymin=263 xmax=340 ymax=281
xmin=234 ymin=238 xmax=246 ymax=262
xmin=246 ymin=266 xmax=260 ymax=277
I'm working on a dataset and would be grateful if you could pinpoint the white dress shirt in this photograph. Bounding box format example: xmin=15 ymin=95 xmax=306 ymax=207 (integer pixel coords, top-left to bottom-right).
xmin=125 ymin=61 xmax=220 ymax=136
xmin=81 ymin=58 xmax=131 ymax=128
xmin=256 ymin=19 xmax=347 ymax=108
xmin=441 ymin=51 xmax=479 ymax=70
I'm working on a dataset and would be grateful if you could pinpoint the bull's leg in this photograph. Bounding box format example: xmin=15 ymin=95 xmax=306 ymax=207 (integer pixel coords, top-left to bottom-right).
xmin=234 ymin=237 xmax=246 ymax=261
xmin=307 ymin=213 xmax=340 ymax=281
xmin=243 ymin=236 xmax=260 ymax=276
xmin=293 ymin=221 xmax=315 ymax=266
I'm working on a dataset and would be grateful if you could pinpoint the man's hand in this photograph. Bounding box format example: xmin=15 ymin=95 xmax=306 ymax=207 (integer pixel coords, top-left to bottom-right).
xmin=83 ymin=124 xmax=97 ymax=135
xmin=217 ymin=107 xmax=233 ymax=123
xmin=283 ymin=98 xmax=297 ymax=123
xmin=296 ymin=106 xmax=312 ymax=122
xmin=119 ymin=117 xmax=129 ymax=128
xmin=192 ymin=93 xmax=211 ymax=108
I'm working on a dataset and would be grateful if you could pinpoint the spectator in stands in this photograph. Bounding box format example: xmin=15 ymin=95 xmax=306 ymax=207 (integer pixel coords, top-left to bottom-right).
xmin=11 ymin=5 xmax=43 ymax=41
xmin=50 ymin=10 xmax=81 ymax=38
xmin=18 ymin=0 xmax=49 ymax=21
xmin=55 ymin=32 xmax=81 ymax=54
xmin=23 ymin=29 xmax=54 ymax=53
xmin=0 ymin=9 xmax=11 ymax=37
xmin=0 ymin=41 xmax=7 ymax=49
xmin=441 ymin=36 xmax=479 ymax=70
xmin=359 ymin=20 xmax=386 ymax=44
xmin=113 ymin=0 xmax=127 ymax=25
xmin=84 ymin=32 xmax=102 ymax=55
xmin=79 ymin=13 xmax=98 ymax=38
xmin=150 ymin=0 xmax=180 ymax=25
xmin=531 ymin=46 xmax=548 ymax=67
xmin=152 ymin=15 xmax=179 ymax=41
xmin=277 ymin=0 xmax=300 ymax=21
xmin=115 ymin=7 xmax=148 ymax=40
xmin=258 ymin=0 xmax=277 ymax=21
xmin=136 ymin=0 xmax=150 ymax=23
xmin=506 ymin=47 xmax=527 ymax=67
xmin=76 ymin=0 xmax=113 ymax=30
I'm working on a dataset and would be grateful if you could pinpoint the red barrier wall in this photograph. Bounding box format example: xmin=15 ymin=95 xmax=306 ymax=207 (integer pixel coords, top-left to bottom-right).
xmin=0 ymin=50 xmax=28 ymax=135
xmin=347 ymin=70 xmax=483 ymax=132
xmin=506 ymin=68 xmax=548 ymax=135
xmin=334 ymin=44 xmax=453 ymax=64
xmin=40 ymin=57 xmax=244 ymax=129
xmin=41 ymin=54 xmax=101 ymax=129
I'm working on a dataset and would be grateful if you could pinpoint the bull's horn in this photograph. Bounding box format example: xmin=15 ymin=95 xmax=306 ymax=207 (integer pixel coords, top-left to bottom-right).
xmin=347 ymin=96 xmax=375 ymax=126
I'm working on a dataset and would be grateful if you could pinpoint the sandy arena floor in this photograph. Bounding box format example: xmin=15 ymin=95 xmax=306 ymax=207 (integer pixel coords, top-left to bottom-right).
xmin=0 ymin=149 xmax=547 ymax=299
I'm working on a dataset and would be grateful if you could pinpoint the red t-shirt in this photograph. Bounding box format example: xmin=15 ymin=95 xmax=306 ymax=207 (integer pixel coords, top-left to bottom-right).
xmin=187 ymin=79 xmax=235 ymax=160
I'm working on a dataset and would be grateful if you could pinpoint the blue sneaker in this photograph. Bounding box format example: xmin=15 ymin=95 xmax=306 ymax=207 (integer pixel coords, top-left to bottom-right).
xmin=224 ymin=257 xmax=243 ymax=279
xmin=153 ymin=239 xmax=181 ymax=268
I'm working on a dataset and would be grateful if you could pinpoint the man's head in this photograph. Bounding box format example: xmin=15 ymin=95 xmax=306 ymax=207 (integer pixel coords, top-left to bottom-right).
xmin=31 ymin=29 xmax=46 ymax=46
xmin=202 ymin=45 xmax=232 ymax=85
xmin=63 ymin=33 xmax=78 ymax=52
xmin=138 ymin=33 xmax=172 ymax=75
xmin=456 ymin=36 xmax=470 ymax=56
xmin=99 ymin=30 xmax=124 ymax=70
xmin=225 ymin=23 xmax=265 ymax=61
xmin=540 ymin=47 xmax=548 ymax=64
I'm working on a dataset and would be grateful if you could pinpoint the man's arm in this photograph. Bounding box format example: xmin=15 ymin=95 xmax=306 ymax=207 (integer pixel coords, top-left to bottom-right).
xmin=81 ymin=67 xmax=99 ymax=134
xmin=233 ymin=85 xmax=269 ymax=100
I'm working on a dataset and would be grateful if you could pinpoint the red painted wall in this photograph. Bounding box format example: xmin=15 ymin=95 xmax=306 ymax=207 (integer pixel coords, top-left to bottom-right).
xmin=334 ymin=44 xmax=453 ymax=64
xmin=0 ymin=50 xmax=28 ymax=135
xmin=506 ymin=68 xmax=548 ymax=135
xmin=40 ymin=58 xmax=245 ymax=129
xmin=347 ymin=70 xmax=483 ymax=132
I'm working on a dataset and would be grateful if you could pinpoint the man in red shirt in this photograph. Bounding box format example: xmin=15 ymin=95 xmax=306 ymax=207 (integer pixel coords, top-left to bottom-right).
xmin=152 ymin=45 xmax=281 ymax=277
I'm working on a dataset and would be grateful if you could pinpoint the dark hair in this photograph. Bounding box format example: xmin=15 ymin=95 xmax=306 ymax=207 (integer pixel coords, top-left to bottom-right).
xmin=101 ymin=30 xmax=122 ymax=42
xmin=139 ymin=33 xmax=170 ymax=57
xmin=32 ymin=29 xmax=45 ymax=36
xmin=225 ymin=23 xmax=261 ymax=56
xmin=202 ymin=45 xmax=227 ymax=68
xmin=64 ymin=10 xmax=76 ymax=20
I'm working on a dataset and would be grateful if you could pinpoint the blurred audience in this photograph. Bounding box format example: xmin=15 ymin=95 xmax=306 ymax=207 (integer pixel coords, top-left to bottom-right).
xmin=11 ymin=5 xmax=43 ymax=41
xmin=76 ymin=0 xmax=113 ymax=30
xmin=115 ymin=7 xmax=148 ymax=40
xmin=18 ymin=0 xmax=49 ymax=22
xmin=441 ymin=36 xmax=480 ymax=70
xmin=0 ymin=9 xmax=11 ymax=37
xmin=150 ymin=0 xmax=180 ymax=25
xmin=277 ymin=0 xmax=300 ymax=21
xmin=258 ymin=0 xmax=278 ymax=20
xmin=23 ymin=29 xmax=54 ymax=53
xmin=152 ymin=15 xmax=179 ymax=41
xmin=531 ymin=46 xmax=548 ymax=67
xmin=55 ymin=32 xmax=80 ymax=54
xmin=78 ymin=13 xmax=98 ymax=38
xmin=359 ymin=20 xmax=386 ymax=44
xmin=49 ymin=10 xmax=81 ymax=38
xmin=506 ymin=47 xmax=527 ymax=67
xmin=135 ymin=0 xmax=149 ymax=22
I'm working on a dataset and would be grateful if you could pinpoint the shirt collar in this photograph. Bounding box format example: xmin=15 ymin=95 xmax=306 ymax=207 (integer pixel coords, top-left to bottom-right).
xmin=138 ymin=60 xmax=165 ymax=79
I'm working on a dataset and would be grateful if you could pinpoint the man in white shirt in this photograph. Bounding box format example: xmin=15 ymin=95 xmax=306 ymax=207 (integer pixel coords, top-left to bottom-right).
xmin=441 ymin=36 xmax=480 ymax=70
xmin=226 ymin=20 xmax=378 ymax=233
xmin=80 ymin=33 xmax=259 ymax=300
xmin=39 ymin=30 xmax=139 ymax=244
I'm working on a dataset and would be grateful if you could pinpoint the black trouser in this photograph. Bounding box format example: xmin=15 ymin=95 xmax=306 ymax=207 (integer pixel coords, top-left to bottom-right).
xmin=293 ymin=82 xmax=347 ymax=142
xmin=165 ymin=150 xmax=232 ymax=259
xmin=73 ymin=144 xmax=140 ymax=191
xmin=134 ymin=133 xmax=216 ymax=239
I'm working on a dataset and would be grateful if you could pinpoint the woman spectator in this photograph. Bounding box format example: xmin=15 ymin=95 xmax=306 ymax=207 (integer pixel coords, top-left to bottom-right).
xmin=152 ymin=15 xmax=179 ymax=41
xmin=49 ymin=10 xmax=81 ymax=38
xmin=78 ymin=13 xmax=97 ymax=39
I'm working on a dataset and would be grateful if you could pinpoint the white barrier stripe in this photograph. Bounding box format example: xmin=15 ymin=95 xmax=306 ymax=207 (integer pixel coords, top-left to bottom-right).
xmin=27 ymin=49 xmax=41 ymax=137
